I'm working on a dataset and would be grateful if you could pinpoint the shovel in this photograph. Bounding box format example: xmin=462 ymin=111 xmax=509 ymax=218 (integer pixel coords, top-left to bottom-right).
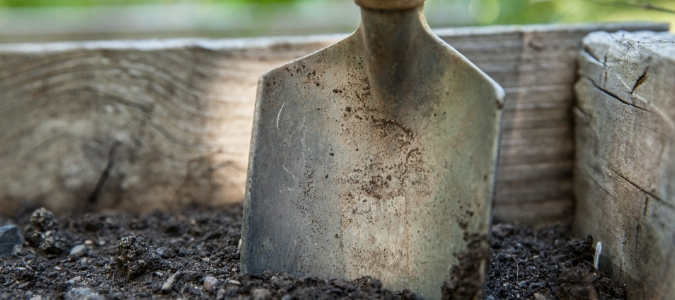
xmin=241 ymin=1 xmax=504 ymax=299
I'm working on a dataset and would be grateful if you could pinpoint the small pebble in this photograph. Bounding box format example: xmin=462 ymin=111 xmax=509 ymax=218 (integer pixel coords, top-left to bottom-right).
xmin=155 ymin=247 xmax=171 ymax=258
xmin=161 ymin=271 xmax=180 ymax=293
xmin=0 ymin=225 xmax=23 ymax=257
xmin=70 ymin=244 xmax=87 ymax=257
xmin=216 ymin=288 xmax=226 ymax=300
xmin=67 ymin=276 xmax=82 ymax=286
xmin=486 ymin=296 xmax=496 ymax=300
xmin=252 ymin=288 xmax=272 ymax=300
xmin=534 ymin=293 xmax=547 ymax=300
xmin=203 ymin=276 xmax=219 ymax=294
xmin=64 ymin=287 xmax=103 ymax=300
xmin=226 ymin=279 xmax=241 ymax=286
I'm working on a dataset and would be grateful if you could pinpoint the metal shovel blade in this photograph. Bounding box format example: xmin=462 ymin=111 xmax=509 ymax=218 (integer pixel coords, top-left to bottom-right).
xmin=242 ymin=4 xmax=504 ymax=300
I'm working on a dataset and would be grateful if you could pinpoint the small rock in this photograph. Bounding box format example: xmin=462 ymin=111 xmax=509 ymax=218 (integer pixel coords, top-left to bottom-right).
xmin=281 ymin=295 xmax=292 ymax=300
xmin=252 ymin=288 xmax=272 ymax=300
xmin=216 ymin=288 xmax=226 ymax=300
xmin=64 ymin=287 xmax=103 ymax=300
xmin=155 ymin=246 xmax=174 ymax=259
xmin=485 ymin=296 xmax=495 ymax=300
xmin=226 ymin=279 xmax=241 ymax=286
xmin=0 ymin=225 xmax=23 ymax=257
xmin=533 ymin=293 xmax=547 ymax=300
xmin=203 ymin=275 xmax=219 ymax=294
xmin=161 ymin=271 xmax=180 ymax=293
xmin=70 ymin=244 xmax=87 ymax=257
xmin=67 ymin=276 xmax=82 ymax=286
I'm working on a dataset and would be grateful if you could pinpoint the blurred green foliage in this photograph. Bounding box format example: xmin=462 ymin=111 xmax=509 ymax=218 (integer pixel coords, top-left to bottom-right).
xmin=0 ymin=0 xmax=672 ymax=26
xmin=0 ymin=0 xmax=298 ymax=6
xmin=463 ymin=0 xmax=674 ymax=25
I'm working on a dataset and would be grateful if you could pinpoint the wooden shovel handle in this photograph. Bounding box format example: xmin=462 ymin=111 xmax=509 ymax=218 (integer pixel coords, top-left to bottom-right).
xmin=355 ymin=0 xmax=424 ymax=10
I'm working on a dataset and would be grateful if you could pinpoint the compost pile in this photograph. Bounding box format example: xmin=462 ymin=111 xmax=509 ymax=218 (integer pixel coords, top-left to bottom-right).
xmin=1 ymin=204 xmax=625 ymax=299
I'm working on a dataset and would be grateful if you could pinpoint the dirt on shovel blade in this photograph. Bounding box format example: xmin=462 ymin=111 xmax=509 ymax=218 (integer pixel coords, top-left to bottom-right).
xmin=0 ymin=204 xmax=625 ymax=299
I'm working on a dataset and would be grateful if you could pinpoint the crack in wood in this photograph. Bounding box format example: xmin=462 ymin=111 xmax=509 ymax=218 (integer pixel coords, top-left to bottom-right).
xmin=573 ymin=106 xmax=590 ymax=122
xmin=86 ymin=141 xmax=120 ymax=210
xmin=607 ymin=166 xmax=675 ymax=211
xmin=581 ymin=167 xmax=618 ymax=201
xmin=585 ymin=77 xmax=650 ymax=112
xmin=582 ymin=47 xmax=605 ymax=66
xmin=631 ymin=67 xmax=649 ymax=93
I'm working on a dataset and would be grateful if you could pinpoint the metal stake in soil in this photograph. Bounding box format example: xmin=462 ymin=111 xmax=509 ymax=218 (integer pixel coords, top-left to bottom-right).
xmin=241 ymin=1 xmax=504 ymax=299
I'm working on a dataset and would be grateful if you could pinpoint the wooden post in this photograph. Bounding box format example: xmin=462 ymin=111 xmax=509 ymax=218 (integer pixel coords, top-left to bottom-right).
xmin=575 ymin=31 xmax=675 ymax=299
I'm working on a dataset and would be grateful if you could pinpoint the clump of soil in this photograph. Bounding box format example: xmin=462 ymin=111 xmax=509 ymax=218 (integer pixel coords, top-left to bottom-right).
xmin=115 ymin=235 xmax=161 ymax=279
xmin=0 ymin=204 xmax=625 ymax=299
xmin=23 ymin=208 xmax=69 ymax=256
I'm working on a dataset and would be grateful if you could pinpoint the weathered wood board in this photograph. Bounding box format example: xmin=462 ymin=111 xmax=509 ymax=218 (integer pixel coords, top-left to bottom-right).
xmin=444 ymin=23 xmax=667 ymax=222
xmin=574 ymin=31 xmax=675 ymax=299
xmin=0 ymin=37 xmax=339 ymax=214
xmin=0 ymin=23 xmax=668 ymax=221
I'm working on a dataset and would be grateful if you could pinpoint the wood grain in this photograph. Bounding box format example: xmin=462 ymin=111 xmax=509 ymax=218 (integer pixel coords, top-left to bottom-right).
xmin=0 ymin=23 xmax=668 ymax=222
xmin=440 ymin=23 xmax=669 ymax=222
xmin=574 ymin=31 xmax=675 ymax=299
xmin=0 ymin=37 xmax=340 ymax=213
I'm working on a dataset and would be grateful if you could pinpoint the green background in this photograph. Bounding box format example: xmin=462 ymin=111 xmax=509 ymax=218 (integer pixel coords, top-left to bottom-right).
xmin=0 ymin=0 xmax=672 ymax=42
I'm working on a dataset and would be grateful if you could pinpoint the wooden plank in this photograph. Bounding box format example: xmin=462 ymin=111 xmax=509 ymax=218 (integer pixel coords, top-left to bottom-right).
xmin=493 ymin=198 xmax=573 ymax=224
xmin=574 ymin=31 xmax=675 ymax=300
xmin=0 ymin=23 xmax=669 ymax=222
xmin=0 ymin=37 xmax=340 ymax=214
xmin=447 ymin=22 xmax=669 ymax=222
xmin=498 ymin=139 xmax=574 ymax=166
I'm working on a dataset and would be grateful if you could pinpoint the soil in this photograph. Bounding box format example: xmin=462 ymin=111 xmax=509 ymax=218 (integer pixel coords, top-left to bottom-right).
xmin=0 ymin=204 xmax=626 ymax=300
